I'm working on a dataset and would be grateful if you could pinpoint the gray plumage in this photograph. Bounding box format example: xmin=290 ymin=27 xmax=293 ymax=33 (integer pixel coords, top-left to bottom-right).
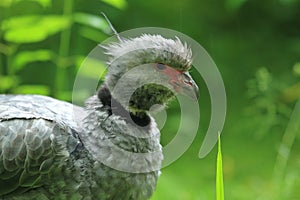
xmin=0 ymin=34 xmax=197 ymax=199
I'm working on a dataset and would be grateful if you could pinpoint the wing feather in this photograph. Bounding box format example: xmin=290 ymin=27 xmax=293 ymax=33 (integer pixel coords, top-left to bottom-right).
xmin=0 ymin=95 xmax=86 ymax=197
xmin=0 ymin=119 xmax=62 ymax=195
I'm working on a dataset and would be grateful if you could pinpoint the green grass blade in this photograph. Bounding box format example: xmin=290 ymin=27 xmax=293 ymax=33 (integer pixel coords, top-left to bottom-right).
xmin=216 ymin=134 xmax=224 ymax=200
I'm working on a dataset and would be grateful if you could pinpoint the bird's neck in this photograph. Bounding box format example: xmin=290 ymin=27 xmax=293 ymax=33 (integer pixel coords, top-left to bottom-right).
xmin=97 ymin=85 xmax=151 ymax=128
xmin=82 ymin=94 xmax=163 ymax=173
xmin=128 ymin=84 xmax=174 ymax=112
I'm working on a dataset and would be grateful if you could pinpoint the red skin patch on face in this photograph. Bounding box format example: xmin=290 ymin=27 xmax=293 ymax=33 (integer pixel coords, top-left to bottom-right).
xmin=154 ymin=63 xmax=186 ymax=92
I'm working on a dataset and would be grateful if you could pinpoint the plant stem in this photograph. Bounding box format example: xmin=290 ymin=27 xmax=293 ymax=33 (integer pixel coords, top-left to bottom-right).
xmin=273 ymin=98 xmax=300 ymax=194
xmin=0 ymin=43 xmax=5 ymax=75
xmin=216 ymin=134 xmax=224 ymax=200
xmin=55 ymin=0 xmax=73 ymax=98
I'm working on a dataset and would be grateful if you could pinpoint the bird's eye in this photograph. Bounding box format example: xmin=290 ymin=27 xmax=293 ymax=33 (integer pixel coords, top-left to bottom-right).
xmin=156 ymin=63 xmax=166 ymax=70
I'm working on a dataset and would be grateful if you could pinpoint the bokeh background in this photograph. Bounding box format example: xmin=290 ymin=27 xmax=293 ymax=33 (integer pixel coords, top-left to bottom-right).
xmin=1 ymin=0 xmax=300 ymax=199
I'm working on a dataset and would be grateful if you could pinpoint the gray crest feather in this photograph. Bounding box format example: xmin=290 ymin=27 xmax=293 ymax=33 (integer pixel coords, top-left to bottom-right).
xmin=103 ymin=34 xmax=192 ymax=69
xmin=102 ymin=34 xmax=193 ymax=91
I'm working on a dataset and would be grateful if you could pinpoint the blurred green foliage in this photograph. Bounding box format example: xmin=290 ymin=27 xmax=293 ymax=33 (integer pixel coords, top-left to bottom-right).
xmin=0 ymin=0 xmax=112 ymax=99
xmin=1 ymin=0 xmax=300 ymax=199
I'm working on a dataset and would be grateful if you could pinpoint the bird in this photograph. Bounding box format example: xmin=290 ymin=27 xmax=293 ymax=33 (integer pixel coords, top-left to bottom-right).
xmin=0 ymin=34 xmax=199 ymax=199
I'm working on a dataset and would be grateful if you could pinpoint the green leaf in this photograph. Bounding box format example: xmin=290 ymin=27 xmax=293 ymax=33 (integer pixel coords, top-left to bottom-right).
xmin=216 ymin=134 xmax=224 ymax=200
xmin=101 ymin=0 xmax=127 ymax=10
xmin=56 ymin=91 xmax=73 ymax=102
xmin=15 ymin=0 xmax=51 ymax=8
xmin=0 ymin=0 xmax=51 ymax=8
xmin=282 ymin=82 xmax=300 ymax=102
xmin=293 ymin=62 xmax=300 ymax=76
xmin=0 ymin=0 xmax=13 ymax=7
xmin=74 ymin=12 xmax=110 ymax=33
xmin=13 ymin=85 xmax=50 ymax=95
xmin=12 ymin=50 xmax=54 ymax=72
xmin=78 ymin=26 xmax=108 ymax=42
xmin=225 ymin=0 xmax=247 ymax=11
xmin=29 ymin=0 xmax=52 ymax=8
xmin=0 ymin=76 xmax=18 ymax=90
xmin=2 ymin=15 xmax=71 ymax=43
xmin=76 ymin=56 xmax=106 ymax=79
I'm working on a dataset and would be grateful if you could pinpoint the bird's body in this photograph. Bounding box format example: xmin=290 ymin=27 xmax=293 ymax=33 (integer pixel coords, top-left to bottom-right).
xmin=0 ymin=94 xmax=161 ymax=199
xmin=0 ymin=34 xmax=198 ymax=199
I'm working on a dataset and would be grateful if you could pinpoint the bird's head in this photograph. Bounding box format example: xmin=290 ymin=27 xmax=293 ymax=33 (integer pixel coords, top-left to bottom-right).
xmin=102 ymin=34 xmax=199 ymax=113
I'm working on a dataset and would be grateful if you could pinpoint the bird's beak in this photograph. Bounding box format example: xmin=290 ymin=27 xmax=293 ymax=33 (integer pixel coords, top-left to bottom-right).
xmin=153 ymin=63 xmax=199 ymax=100
xmin=179 ymin=72 xmax=199 ymax=101
xmin=170 ymin=72 xmax=199 ymax=101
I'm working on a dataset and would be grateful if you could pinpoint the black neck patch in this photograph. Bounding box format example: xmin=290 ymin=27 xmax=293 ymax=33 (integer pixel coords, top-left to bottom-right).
xmin=97 ymin=85 xmax=151 ymax=128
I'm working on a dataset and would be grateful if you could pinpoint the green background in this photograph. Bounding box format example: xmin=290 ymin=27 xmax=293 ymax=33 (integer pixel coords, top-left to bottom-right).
xmin=1 ymin=0 xmax=300 ymax=199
